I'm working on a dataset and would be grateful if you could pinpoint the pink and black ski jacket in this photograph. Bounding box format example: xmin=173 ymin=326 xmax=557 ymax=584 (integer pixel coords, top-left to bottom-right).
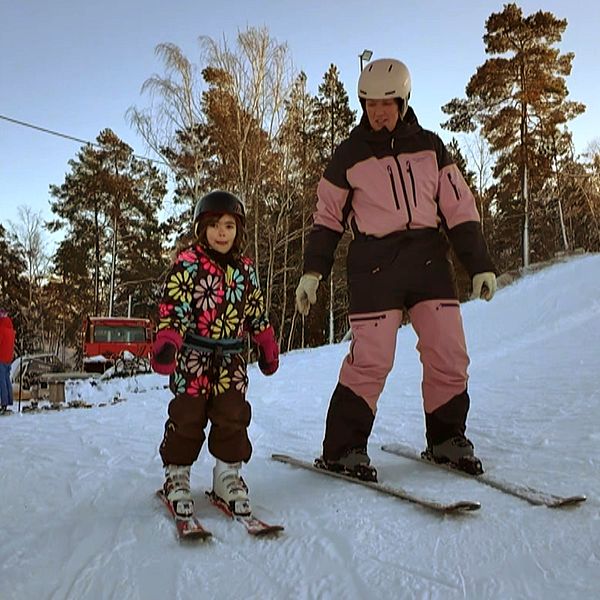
xmin=304 ymin=108 xmax=495 ymax=280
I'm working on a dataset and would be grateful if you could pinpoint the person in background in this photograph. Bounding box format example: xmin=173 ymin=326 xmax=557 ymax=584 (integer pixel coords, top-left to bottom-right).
xmin=295 ymin=58 xmax=496 ymax=481
xmin=152 ymin=191 xmax=279 ymax=518
xmin=0 ymin=308 xmax=16 ymax=414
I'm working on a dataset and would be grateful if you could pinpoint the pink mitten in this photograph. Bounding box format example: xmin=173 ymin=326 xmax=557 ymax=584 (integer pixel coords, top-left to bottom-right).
xmin=151 ymin=329 xmax=183 ymax=375
xmin=252 ymin=326 xmax=279 ymax=376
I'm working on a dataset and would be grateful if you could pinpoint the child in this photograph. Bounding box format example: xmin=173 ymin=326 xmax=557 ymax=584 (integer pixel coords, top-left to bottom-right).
xmin=151 ymin=190 xmax=279 ymax=518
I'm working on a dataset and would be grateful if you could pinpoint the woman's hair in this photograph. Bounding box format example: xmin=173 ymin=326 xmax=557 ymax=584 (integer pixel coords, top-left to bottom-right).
xmin=193 ymin=212 xmax=247 ymax=257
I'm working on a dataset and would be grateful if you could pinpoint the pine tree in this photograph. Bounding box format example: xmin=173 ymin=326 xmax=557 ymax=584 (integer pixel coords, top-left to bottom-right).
xmin=442 ymin=3 xmax=585 ymax=270
xmin=310 ymin=65 xmax=356 ymax=345
xmin=48 ymin=129 xmax=167 ymax=348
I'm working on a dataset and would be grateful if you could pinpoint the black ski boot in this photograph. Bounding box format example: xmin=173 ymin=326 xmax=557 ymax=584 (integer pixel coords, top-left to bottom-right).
xmin=315 ymin=447 xmax=378 ymax=482
xmin=423 ymin=436 xmax=484 ymax=475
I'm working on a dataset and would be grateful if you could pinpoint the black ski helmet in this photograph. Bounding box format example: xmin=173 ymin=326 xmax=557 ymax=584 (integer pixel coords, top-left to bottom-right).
xmin=193 ymin=190 xmax=245 ymax=225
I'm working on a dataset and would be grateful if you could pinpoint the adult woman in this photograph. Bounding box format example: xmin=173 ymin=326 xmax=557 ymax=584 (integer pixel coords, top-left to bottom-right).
xmin=296 ymin=59 xmax=496 ymax=479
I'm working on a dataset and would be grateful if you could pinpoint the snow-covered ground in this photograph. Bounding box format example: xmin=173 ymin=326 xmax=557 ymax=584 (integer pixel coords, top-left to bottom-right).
xmin=1 ymin=254 xmax=599 ymax=600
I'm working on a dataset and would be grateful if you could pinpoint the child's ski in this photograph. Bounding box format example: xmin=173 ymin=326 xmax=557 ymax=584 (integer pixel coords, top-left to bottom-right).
xmin=271 ymin=453 xmax=481 ymax=514
xmin=156 ymin=489 xmax=212 ymax=540
xmin=205 ymin=491 xmax=284 ymax=537
xmin=381 ymin=443 xmax=587 ymax=508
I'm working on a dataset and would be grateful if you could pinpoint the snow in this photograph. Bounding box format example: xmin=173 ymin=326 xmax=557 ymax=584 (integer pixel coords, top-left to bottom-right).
xmin=1 ymin=254 xmax=599 ymax=600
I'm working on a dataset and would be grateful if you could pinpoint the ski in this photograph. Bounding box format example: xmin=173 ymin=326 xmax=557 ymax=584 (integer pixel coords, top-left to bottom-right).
xmin=271 ymin=453 xmax=481 ymax=514
xmin=205 ymin=491 xmax=284 ymax=537
xmin=156 ymin=489 xmax=212 ymax=541
xmin=381 ymin=443 xmax=587 ymax=508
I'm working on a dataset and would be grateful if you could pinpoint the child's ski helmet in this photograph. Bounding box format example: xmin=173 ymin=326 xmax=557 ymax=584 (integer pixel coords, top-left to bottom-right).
xmin=193 ymin=190 xmax=246 ymax=225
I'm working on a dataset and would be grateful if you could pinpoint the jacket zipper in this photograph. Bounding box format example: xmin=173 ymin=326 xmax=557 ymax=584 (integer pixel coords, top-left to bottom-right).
xmin=447 ymin=173 xmax=460 ymax=201
xmin=393 ymin=156 xmax=412 ymax=227
xmin=386 ymin=166 xmax=401 ymax=210
xmin=406 ymin=161 xmax=417 ymax=207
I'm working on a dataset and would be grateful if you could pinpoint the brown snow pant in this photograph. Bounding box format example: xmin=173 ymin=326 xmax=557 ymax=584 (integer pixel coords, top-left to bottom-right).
xmin=159 ymin=387 xmax=252 ymax=466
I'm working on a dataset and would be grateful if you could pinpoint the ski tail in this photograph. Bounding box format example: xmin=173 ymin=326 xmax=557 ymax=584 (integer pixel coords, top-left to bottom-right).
xmin=272 ymin=453 xmax=481 ymax=514
xmin=381 ymin=443 xmax=587 ymax=509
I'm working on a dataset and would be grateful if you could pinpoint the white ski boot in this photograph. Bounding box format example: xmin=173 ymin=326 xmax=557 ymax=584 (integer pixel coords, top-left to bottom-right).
xmin=212 ymin=459 xmax=251 ymax=516
xmin=164 ymin=464 xmax=194 ymax=518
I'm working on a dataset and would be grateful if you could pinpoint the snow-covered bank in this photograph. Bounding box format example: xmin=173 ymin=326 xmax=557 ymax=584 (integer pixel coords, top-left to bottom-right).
xmin=1 ymin=254 xmax=599 ymax=600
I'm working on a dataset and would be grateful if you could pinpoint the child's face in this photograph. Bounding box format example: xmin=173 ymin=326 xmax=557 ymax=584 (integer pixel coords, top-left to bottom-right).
xmin=206 ymin=214 xmax=237 ymax=254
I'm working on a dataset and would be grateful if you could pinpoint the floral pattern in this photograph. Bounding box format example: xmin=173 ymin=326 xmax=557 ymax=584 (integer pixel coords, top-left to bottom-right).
xmin=166 ymin=269 xmax=194 ymax=305
xmin=193 ymin=273 xmax=224 ymax=312
xmin=212 ymin=304 xmax=240 ymax=338
xmin=184 ymin=349 xmax=210 ymax=376
xmin=232 ymin=364 xmax=248 ymax=393
xmin=225 ymin=267 xmax=245 ymax=303
xmin=159 ymin=243 xmax=269 ymax=401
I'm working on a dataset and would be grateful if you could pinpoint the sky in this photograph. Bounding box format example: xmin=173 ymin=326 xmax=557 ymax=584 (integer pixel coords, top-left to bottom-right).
xmin=1 ymin=0 xmax=599 ymax=241
xmin=1 ymin=253 xmax=599 ymax=599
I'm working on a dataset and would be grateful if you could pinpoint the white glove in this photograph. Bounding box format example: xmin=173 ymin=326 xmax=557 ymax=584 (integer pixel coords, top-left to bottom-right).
xmin=295 ymin=273 xmax=321 ymax=316
xmin=471 ymin=272 xmax=497 ymax=301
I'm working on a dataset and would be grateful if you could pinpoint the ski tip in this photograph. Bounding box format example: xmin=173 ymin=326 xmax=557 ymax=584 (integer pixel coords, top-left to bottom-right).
xmin=179 ymin=527 xmax=213 ymax=541
xmin=248 ymin=525 xmax=285 ymax=537
xmin=450 ymin=501 xmax=482 ymax=513
xmin=546 ymin=495 xmax=587 ymax=508
xmin=271 ymin=453 xmax=290 ymax=461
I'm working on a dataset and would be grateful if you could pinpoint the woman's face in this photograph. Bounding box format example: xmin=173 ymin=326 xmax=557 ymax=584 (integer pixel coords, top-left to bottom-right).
xmin=206 ymin=214 xmax=237 ymax=254
xmin=365 ymin=98 xmax=400 ymax=131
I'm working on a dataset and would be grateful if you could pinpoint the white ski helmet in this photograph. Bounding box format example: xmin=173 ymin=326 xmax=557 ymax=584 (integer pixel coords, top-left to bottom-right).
xmin=358 ymin=58 xmax=411 ymax=118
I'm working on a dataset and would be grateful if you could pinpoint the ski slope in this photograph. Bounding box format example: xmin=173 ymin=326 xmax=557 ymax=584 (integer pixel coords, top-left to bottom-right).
xmin=1 ymin=254 xmax=599 ymax=600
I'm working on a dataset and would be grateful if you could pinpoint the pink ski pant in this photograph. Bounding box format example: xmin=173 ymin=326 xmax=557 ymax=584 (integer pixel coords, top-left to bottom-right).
xmin=339 ymin=299 xmax=469 ymax=414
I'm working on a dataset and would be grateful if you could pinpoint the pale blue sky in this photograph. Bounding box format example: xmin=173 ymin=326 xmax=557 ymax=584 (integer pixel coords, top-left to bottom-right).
xmin=1 ymin=0 xmax=598 ymax=237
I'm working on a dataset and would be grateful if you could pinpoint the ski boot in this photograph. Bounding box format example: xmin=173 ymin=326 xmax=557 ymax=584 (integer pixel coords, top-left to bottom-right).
xmin=163 ymin=464 xmax=194 ymax=518
xmin=315 ymin=447 xmax=378 ymax=482
xmin=212 ymin=459 xmax=251 ymax=516
xmin=423 ymin=436 xmax=484 ymax=475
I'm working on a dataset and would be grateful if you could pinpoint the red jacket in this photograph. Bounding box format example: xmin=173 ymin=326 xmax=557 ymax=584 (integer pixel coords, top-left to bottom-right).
xmin=0 ymin=316 xmax=16 ymax=363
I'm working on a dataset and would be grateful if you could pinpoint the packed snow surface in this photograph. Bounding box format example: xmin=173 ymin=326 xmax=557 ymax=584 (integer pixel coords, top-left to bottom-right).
xmin=1 ymin=254 xmax=599 ymax=600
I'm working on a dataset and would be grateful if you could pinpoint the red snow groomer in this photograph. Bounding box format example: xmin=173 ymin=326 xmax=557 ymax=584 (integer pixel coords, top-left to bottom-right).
xmin=82 ymin=316 xmax=154 ymax=374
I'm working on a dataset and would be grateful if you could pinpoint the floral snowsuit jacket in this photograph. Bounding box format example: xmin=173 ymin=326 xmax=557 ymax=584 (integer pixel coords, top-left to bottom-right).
xmin=157 ymin=244 xmax=270 ymax=400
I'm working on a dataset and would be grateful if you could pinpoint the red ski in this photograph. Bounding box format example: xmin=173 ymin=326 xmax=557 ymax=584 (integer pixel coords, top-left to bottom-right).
xmin=156 ymin=489 xmax=212 ymax=541
xmin=205 ymin=491 xmax=284 ymax=537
